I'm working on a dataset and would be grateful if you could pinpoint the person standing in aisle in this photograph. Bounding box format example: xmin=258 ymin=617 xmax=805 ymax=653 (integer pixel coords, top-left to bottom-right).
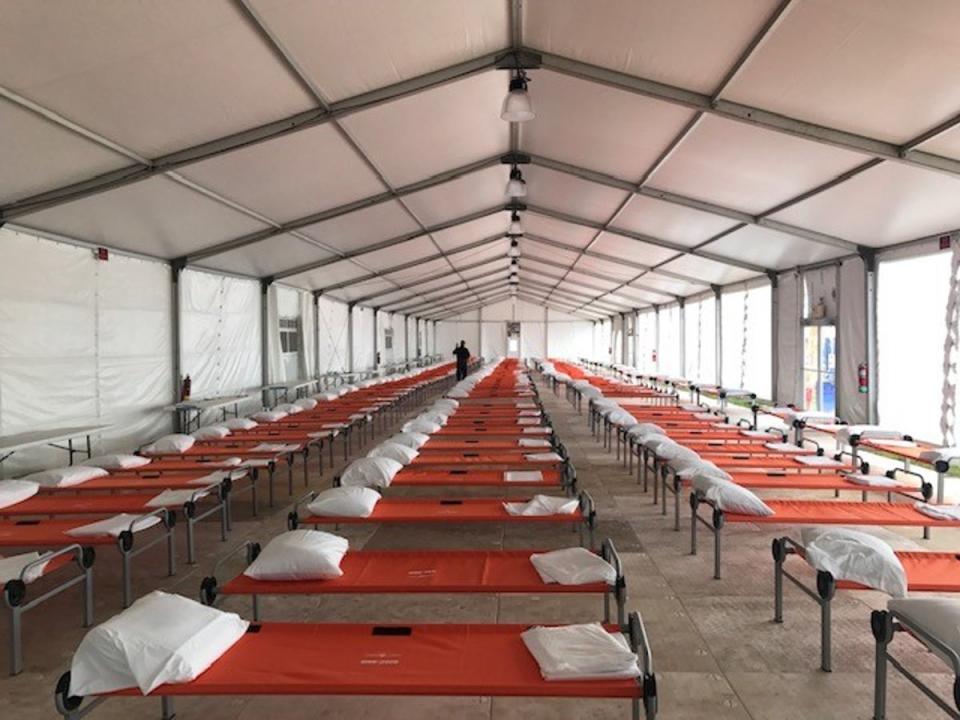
xmin=453 ymin=340 xmax=470 ymax=380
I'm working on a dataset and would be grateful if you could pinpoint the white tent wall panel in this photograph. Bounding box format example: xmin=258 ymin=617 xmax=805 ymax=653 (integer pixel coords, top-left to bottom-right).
xmin=521 ymin=321 xmax=546 ymax=360
xmin=546 ymin=321 xmax=595 ymax=362
xmin=376 ymin=312 xmax=407 ymax=368
xmin=317 ymin=296 xmax=349 ymax=375
xmin=436 ymin=313 xmax=481 ymax=361
xmin=0 ymin=228 xmax=173 ymax=474
xmin=481 ymin=321 xmax=507 ymax=359
xmin=684 ymin=295 xmax=717 ymax=384
xmin=657 ymin=305 xmax=682 ymax=378
xmin=775 ymin=272 xmax=803 ymax=405
xmin=721 ymin=283 xmax=772 ymax=399
xmin=352 ymin=306 xmax=375 ymax=371
xmin=837 ymin=258 xmax=869 ymax=425
xmin=181 ymin=269 xmax=261 ymax=412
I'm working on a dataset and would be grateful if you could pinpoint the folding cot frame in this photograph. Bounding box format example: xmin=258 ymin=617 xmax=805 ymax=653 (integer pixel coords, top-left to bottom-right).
xmin=199 ymin=537 xmax=627 ymax=624
xmin=53 ymin=611 xmax=657 ymax=720
xmin=5 ymin=477 xmax=228 ymax=565
xmin=0 ymin=507 xmax=176 ymax=608
xmin=771 ymin=536 xmax=960 ymax=674
xmin=4 ymin=544 xmax=93 ymax=676
xmin=287 ymin=490 xmax=598 ymax=551
xmin=688 ymin=492 xmax=960 ymax=580
xmin=871 ymin=607 xmax=960 ymax=720
xmin=845 ymin=431 xmax=957 ymax=505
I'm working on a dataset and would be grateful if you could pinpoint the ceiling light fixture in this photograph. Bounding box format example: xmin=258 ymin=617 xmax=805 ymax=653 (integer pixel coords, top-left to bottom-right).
xmin=508 ymin=211 xmax=523 ymax=236
xmin=505 ymin=166 xmax=527 ymax=198
xmin=507 ymin=237 xmax=521 ymax=258
xmin=501 ymin=70 xmax=534 ymax=123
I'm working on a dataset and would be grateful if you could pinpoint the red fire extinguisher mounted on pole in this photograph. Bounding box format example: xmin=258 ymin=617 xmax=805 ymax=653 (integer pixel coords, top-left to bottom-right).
xmin=857 ymin=362 xmax=869 ymax=394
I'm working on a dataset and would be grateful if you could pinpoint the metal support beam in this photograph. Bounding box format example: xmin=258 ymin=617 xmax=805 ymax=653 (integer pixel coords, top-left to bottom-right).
xmin=260 ymin=279 xmax=271 ymax=405
xmin=389 ymin=275 xmax=509 ymax=315
xmin=170 ymin=263 xmax=184 ymax=404
xmin=863 ymin=251 xmax=879 ymax=424
xmin=678 ymin=298 xmax=686 ymax=378
xmin=313 ymin=291 xmax=321 ymax=380
xmin=714 ymin=285 xmax=723 ymax=386
xmin=378 ymin=266 xmax=506 ymax=310
xmin=372 ymin=308 xmax=379 ymax=371
xmin=769 ymin=272 xmax=780 ymax=400
xmin=654 ymin=306 xmax=661 ymax=373
xmin=347 ymin=304 xmax=355 ymax=373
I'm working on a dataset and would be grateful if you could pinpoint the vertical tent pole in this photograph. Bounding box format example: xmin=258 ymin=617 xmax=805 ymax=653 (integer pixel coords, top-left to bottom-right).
xmin=313 ymin=291 xmax=321 ymax=383
xmin=260 ymin=279 xmax=271 ymax=407
xmin=863 ymin=251 xmax=879 ymax=424
xmin=769 ymin=272 xmax=780 ymax=402
xmin=678 ymin=299 xmax=686 ymax=379
xmin=372 ymin=308 xmax=379 ymax=373
xmin=404 ymin=315 xmax=410 ymax=365
xmin=478 ymin=306 xmax=484 ymax=360
xmin=170 ymin=262 xmax=184 ymax=430
xmin=432 ymin=320 xmax=438 ymax=358
xmin=347 ymin=303 xmax=355 ymax=374
xmin=633 ymin=309 xmax=640 ymax=371
xmin=653 ymin=306 xmax=661 ymax=374
xmin=544 ymin=306 xmax=549 ymax=360
xmin=714 ymin=286 xmax=723 ymax=386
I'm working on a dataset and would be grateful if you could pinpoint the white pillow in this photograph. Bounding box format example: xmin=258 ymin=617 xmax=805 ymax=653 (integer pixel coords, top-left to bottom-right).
xmin=18 ymin=466 xmax=108 ymax=488
xmin=306 ymin=487 xmax=381 ymax=518
xmin=315 ymin=391 xmax=339 ymax=401
xmin=68 ymin=591 xmax=248 ymax=696
xmin=293 ymin=398 xmax=318 ymax=410
xmin=402 ymin=418 xmax=442 ymax=435
xmin=367 ymin=442 xmax=419 ymax=465
xmin=251 ymin=410 xmax=288 ymax=423
xmin=607 ymin=410 xmax=638 ymax=427
xmin=143 ymin=434 xmax=195 ymax=455
xmin=390 ymin=432 xmax=430 ymax=449
xmin=676 ymin=460 xmax=731 ymax=481
xmin=192 ymin=425 xmax=231 ymax=441
xmin=642 ymin=435 xmax=677 ymax=452
xmin=433 ymin=399 xmax=459 ymax=413
xmin=82 ymin=454 xmax=151 ymax=470
xmin=693 ymin=475 xmax=774 ymax=517
xmin=656 ymin=443 xmax=700 ymax=464
xmin=340 ymin=457 xmax=404 ymax=488
xmin=275 ymin=403 xmax=303 ymax=415
xmin=446 ymin=387 xmax=469 ymax=398
xmin=836 ymin=425 xmax=904 ymax=445
xmin=530 ymin=547 xmax=617 ymax=585
xmin=223 ymin=418 xmax=258 ymax=431
xmin=801 ymin=527 xmax=907 ymax=597
xmin=635 ymin=423 xmax=664 ymax=436
xmin=243 ymin=530 xmax=349 ymax=581
xmin=416 ymin=411 xmax=448 ymax=426
xmin=0 ymin=480 xmax=40 ymax=508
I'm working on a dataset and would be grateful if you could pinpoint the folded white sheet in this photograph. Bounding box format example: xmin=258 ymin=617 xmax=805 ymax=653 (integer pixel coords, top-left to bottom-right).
xmin=66 ymin=513 xmax=163 ymax=538
xmin=0 ymin=552 xmax=49 ymax=584
xmin=521 ymin=623 xmax=640 ymax=681
xmin=504 ymin=470 xmax=544 ymax=483
xmin=518 ymin=438 xmax=552 ymax=448
xmin=530 ymin=547 xmax=616 ymax=585
xmin=524 ymin=452 xmax=563 ymax=462
xmin=503 ymin=495 xmax=579 ymax=516
xmin=523 ymin=427 xmax=551 ymax=434
xmin=913 ymin=503 xmax=960 ymax=522
xmin=146 ymin=489 xmax=210 ymax=508
xmin=918 ymin=446 xmax=960 ymax=464
xmin=764 ymin=442 xmax=807 ymax=453
xmin=251 ymin=443 xmax=300 ymax=453
xmin=844 ymin=473 xmax=899 ymax=488
xmin=795 ymin=455 xmax=842 ymax=467
xmin=0 ymin=480 xmax=40 ymax=509
xmin=741 ymin=430 xmax=777 ymax=439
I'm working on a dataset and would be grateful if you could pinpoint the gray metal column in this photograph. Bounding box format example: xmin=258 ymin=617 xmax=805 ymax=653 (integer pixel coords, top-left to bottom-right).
xmin=415 ymin=316 xmax=422 ymax=359
xmin=620 ymin=312 xmax=627 ymax=365
xmin=170 ymin=262 xmax=184 ymax=404
xmin=313 ymin=291 xmax=321 ymax=380
xmin=633 ymin=309 xmax=640 ymax=370
xmin=864 ymin=251 xmax=879 ymax=423
xmin=404 ymin=315 xmax=410 ymax=364
xmin=653 ymin=306 xmax=660 ymax=373
xmin=769 ymin=272 xmax=780 ymax=401
xmin=478 ymin=306 xmax=484 ymax=360
xmin=347 ymin=303 xmax=355 ymax=373
xmin=544 ymin=306 xmax=549 ymax=359
xmin=714 ymin=286 xmax=723 ymax=386
xmin=678 ymin=299 xmax=686 ymax=378
xmin=260 ymin=279 xmax=271 ymax=406
xmin=372 ymin=308 xmax=379 ymax=372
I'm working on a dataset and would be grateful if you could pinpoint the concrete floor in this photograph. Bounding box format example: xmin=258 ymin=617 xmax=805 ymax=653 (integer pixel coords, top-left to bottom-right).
xmin=2 ymin=374 xmax=950 ymax=719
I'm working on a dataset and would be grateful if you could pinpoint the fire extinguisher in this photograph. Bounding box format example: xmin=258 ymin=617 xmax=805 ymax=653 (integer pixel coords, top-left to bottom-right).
xmin=857 ymin=363 xmax=868 ymax=394
xmin=180 ymin=374 xmax=192 ymax=402
xmin=652 ymin=349 xmax=658 ymax=364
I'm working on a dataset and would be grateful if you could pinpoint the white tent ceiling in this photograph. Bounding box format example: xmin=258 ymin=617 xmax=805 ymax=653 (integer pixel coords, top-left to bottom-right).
xmin=4 ymin=0 xmax=960 ymax=320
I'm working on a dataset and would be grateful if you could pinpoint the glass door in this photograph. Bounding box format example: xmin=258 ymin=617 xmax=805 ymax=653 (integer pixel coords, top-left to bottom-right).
xmin=802 ymin=324 xmax=836 ymax=414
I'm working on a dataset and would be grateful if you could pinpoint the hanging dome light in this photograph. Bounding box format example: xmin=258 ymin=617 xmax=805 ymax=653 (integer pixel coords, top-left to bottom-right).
xmin=510 ymin=257 xmax=519 ymax=268
xmin=505 ymin=166 xmax=527 ymax=198
xmin=508 ymin=211 xmax=523 ymax=236
xmin=501 ymin=71 xmax=534 ymax=123
xmin=507 ymin=237 xmax=521 ymax=258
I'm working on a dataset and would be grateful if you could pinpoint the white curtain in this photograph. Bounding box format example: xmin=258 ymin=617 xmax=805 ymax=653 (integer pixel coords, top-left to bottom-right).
xmin=776 ymin=272 xmax=802 ymax=405
xmin=545 ymin=321 xmax=593 ymax=362
xmin=658 ymin=304 xmax=681 ymax=378
xmin=684 ymin=295 xmax=716 ymax=383
xmin=521 ymin=321 xmax=546 ymax=359
xmin=837 ymin=258 xmax=868 ymax=424
xmin=721 ymin=283 xmax=772 ymax=398
xmin=299 ymin=290 xmax=316 ymax=380
xmin=317 ymin=296 xmax=349 ymax=374
xmin=265 ymin=285 xmax=284 ymax=384
xmin=636 ymin=311 xmax=657 ymax=373
xmin=481 ymin=321 xmax=507 ymax=359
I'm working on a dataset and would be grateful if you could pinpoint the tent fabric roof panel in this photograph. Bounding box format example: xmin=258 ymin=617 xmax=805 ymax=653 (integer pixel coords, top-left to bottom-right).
xmin=298 ymin=200 xmax=419 ymax=253
xmin=402 ymin=165 xmax=509 ymax=226
xmin=520 ymin=69 xmax=697 ymax=180
xmin=588 ymin=231 xmax=680 ymax=267
xmin=338 ymin=70 xmax=509 ymax=187
xmin=523 ymin=165 xmax=631 ymax=223
xmin=523 ymin=215 xmax=598 ymax=249
xmin=356 ymin=235 xmax=437 ymax=272
xmin=282 ymin=259 xmax=372 ymax=291
xmin=647 ymin=114 xmax=872 ymax=214
xmin=429 ymin=213 xmax=508 ymax=253
xmin=177 ymin=123 xmax=385 ymax=224
xmin=523 ymin=0 xmax=782 ymax=94
xmin=634 ymin=273 xmax=709 ymax=297
xmin=572 ymin=253 xmax=644 ymax=283
xmin=657 ymin=254 xmax=760 ymax=286
xmin=704 ymin=225 xmax=847 ymax=270
xmin=447 ymin=239 xmax=511 ymax=268
xmin=0 ymin=0 xmax=315 ymax=157
xmin=0 ymin=100 xmax=131 ymax=205
xmin=383 ymin=257 xmax=452 ymax=286
xmin=614 ymin=194 xmax=741 ymax=248
xmin=17 ymin=175 xmax=270 ymax=260
xmin=197 ymin=235 xmax=335 ymax=278
xmin=724 ymin=0 xmax=960 ymax=145
xmin=248 ymin=0 xmax=509 ymax=103
xmin=327 ymin=277 xmax=397 ymax=304
xmin=769 ymin=161 xmax=960 ymax=248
